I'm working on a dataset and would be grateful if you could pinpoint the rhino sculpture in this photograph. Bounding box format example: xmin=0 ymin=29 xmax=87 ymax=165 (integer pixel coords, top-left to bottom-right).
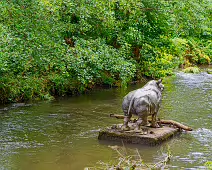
xmin=122 ymin=79 xmax=164 ymax=130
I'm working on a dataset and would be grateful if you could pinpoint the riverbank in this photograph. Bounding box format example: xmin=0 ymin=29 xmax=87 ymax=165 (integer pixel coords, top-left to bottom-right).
xmin=1 ymin=65 xmax=211 ymax=104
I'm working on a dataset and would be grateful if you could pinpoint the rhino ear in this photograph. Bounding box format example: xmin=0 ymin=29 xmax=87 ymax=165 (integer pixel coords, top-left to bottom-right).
xmin=157 ymin=79 xmax=162 ymax=84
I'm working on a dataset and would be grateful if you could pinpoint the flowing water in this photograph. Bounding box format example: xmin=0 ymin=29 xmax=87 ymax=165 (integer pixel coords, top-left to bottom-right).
xmin=0 ymin=70 xmax=211 ymax=170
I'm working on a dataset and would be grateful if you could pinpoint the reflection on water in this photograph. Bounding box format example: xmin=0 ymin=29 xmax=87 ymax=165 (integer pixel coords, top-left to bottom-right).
xmin=0 ymin=71 xmax=211 ymax=170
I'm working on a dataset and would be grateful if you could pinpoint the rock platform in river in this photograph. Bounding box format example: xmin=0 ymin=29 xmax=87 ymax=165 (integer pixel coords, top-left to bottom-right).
xmin=98 ymin=123 xmax=180 ymax=145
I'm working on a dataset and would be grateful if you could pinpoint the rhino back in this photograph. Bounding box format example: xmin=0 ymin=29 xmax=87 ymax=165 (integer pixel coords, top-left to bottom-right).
xmin=133 ymin=96 xmax=150 ymax=115
xmin=133 ymin=90 xmax=159 ymax=114
xmin=122 ymin=80 xmax=163 ymax=116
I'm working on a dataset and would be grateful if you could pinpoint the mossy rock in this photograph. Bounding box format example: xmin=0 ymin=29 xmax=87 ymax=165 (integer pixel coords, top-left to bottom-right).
xmin=207 ymin=69 xmax=212 ymax=74
xmin=182 ymin=67 xmax=200 ymax=73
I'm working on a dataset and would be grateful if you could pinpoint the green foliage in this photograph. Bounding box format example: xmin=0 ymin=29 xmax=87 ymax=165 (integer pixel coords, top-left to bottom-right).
xmin=0 ymin=75 xmax=52 ymax=103
xmin=140 ymin=45 xmax=174 ymax=78
xmin=172 ymin=0 xmax=212 ymax=38
xmin=204 ymin=161 xmax=212 ymax=169
xmin=172 ymin=38 xmax=211 ymax=67
xmin=0 ymin=0 xmax=211 ymax=102
xmin=67 ymin=38 xmax=136 ymax=87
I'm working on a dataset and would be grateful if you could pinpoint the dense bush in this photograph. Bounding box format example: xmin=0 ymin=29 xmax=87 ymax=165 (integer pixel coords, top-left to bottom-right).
xmin=172 ymin=38 xmax=211 ymax=67
xmin=0 ymin=0 xmax=211 ymax=103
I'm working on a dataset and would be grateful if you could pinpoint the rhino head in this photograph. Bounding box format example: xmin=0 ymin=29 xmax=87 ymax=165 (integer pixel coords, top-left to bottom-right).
xmin=157 ymin=79 xmax=164 ymax=91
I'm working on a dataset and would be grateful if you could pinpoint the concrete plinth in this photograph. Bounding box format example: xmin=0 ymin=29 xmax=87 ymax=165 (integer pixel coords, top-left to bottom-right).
xmin=98 ymin=123 xmax=180 ymax=145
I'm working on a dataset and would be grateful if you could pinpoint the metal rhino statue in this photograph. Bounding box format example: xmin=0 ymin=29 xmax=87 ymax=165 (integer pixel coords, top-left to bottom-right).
xmin=122 ymin=79 xmax=164 ymax=130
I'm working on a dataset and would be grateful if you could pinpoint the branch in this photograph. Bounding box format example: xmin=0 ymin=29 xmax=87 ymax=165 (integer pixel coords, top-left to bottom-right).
xmin=140 ymin=8 xmax=159 ymax=11
xmin=109 ymin=114 xmax=193 ymax=131
xmin=158 ymin=119 xmax=193 ymax=131
xmin=110 ymin=114 xmax=124 ymax=119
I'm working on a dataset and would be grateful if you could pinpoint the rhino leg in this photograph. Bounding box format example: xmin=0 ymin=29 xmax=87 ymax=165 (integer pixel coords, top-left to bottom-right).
xmin=122 ymin=115 xmax=131 ymax=131
xmin=151 ymin=113 xmax=159 ymax=128
xmin=140 ymin=114 xmax=150 ymax=126
xmin=134 ymin=117 xmax=142 ymax=130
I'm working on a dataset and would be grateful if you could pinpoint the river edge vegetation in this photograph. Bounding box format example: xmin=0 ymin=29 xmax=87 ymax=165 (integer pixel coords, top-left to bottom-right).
xmin=85 ymin=145 xmax=172 ymax=170
xmin=0 ymin=0 xmax=211 ymax=103
xmin=85 ymin=145 xmax=212 ymax=169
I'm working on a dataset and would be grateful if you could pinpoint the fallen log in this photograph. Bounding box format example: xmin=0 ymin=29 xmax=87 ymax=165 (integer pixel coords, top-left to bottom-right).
xmin=110 ymin=114 xmax=124 ymax=119
xmin=109 ymin=114 xmax=192 ymax=131
xmin=157 ymin=119 xmax=193 ymax=131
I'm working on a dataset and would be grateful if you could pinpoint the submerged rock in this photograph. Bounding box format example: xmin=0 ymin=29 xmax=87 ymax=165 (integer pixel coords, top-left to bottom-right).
xmin=207 ymin=69 xmax=212 ymax=74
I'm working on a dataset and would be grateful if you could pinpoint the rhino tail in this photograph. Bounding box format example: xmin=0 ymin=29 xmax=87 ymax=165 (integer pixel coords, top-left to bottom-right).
xmin=126 ymin=90 xmax=138 ymax=117
xmin=126 ymin=96 xmax=133 ymax=116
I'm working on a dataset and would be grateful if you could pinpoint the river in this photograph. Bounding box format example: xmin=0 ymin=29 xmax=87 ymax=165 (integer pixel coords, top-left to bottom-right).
xmin=0 ymin=70 xmax=211 ymax=170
